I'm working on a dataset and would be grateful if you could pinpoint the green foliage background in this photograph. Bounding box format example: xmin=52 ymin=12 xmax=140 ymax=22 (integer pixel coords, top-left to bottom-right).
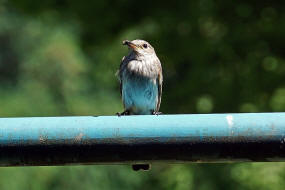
xmin=0 ymin=0 xmax=285 ymax=189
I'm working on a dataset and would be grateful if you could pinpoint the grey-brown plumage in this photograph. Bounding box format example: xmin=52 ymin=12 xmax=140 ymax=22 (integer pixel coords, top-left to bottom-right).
xmin=117 ymin=39 xmax=163 ymax=115
xmin=117 ymin=39 xmax=163 ymax=171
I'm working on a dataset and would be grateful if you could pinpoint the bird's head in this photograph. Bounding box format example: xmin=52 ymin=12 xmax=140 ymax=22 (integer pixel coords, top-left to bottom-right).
xmin=123 ymin=39 xmax=155 ymax=56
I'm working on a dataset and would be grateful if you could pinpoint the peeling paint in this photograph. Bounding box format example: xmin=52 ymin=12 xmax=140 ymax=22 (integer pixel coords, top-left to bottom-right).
xmin=39 ymin=135 xmax=47 ymax=144
xmin=75 ymin=133 xmax=84 ymax=142
xmin=226 ymin=115 xmax=234 ymax=128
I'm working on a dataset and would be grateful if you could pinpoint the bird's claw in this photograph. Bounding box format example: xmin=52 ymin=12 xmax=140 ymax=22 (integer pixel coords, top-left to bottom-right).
xmin=152 ymin=111 xmax=162 ymax=115
xmin=116 ymin=110 xmax=130 ymax=117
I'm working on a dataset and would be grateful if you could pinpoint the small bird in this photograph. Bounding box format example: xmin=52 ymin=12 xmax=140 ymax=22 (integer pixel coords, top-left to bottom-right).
xmin=117 ymin=39 xmax=163 ymax=171
xmin=117 ymin=39 xmax=163 ymax=116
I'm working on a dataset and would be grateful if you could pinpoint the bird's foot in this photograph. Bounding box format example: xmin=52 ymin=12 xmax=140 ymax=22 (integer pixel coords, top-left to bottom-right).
xmin=132 ymin=164 xmax=150 ymax=171
xmin=152 ymin=111 xmax=162 ymax=115
xmin=116 ymin=110 xmax=130 ymax=117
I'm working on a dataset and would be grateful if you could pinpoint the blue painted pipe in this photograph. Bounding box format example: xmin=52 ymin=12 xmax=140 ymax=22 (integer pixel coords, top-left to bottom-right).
xmin=0 ymin=113 xmax=285 ymax=166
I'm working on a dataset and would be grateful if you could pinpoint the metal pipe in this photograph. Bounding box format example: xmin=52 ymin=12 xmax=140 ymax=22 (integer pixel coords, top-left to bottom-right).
xmin=0 ymin=113 xmax=285 ymax=166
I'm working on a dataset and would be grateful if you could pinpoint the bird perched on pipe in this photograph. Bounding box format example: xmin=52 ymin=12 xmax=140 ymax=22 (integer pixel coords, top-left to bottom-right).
xmin=117 ymin=39 xmax=163 ymax=171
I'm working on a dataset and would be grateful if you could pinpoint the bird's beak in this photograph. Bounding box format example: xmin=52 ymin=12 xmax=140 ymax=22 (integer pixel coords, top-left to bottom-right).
xmin=123 ymin=40 xmax=139 ymax=50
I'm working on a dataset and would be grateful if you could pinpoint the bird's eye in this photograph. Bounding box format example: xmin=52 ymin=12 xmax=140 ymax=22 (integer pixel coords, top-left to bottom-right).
xmin=143 ymin=44 xmax=148 ymax=48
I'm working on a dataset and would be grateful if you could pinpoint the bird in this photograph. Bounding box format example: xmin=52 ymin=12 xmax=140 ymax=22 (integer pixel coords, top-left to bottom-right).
xmin=116 ymin=39 xmax=163 ymax=171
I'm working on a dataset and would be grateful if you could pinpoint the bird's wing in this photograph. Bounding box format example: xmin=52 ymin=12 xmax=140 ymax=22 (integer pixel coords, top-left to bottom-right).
xmin=116 ymin=56 xmax=126 ymax=97
xmin=156 ymin=63 xmax=163 ymax=112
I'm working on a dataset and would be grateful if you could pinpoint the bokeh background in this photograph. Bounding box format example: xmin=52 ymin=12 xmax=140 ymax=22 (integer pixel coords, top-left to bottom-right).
xmin=0 ymin=0 xmax=285 ymax=189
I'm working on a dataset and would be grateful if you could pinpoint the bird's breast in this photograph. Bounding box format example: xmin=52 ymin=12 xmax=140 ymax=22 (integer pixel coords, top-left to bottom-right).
xmin=122 ymin=75 xmax=158 ymax=115
xmin=126 ymin=56 xmax=160 ymax=78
